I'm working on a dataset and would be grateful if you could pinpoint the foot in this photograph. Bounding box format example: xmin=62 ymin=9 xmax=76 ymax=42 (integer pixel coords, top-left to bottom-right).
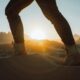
xmin=64 ymin=45 xmax=80 ymax=66
xmin=13 ymin=43 xmax=27 ymax=55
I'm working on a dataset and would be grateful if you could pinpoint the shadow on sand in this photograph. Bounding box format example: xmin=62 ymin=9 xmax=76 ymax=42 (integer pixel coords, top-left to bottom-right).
xmin=0 ymin=54 xmax=80 ymax=80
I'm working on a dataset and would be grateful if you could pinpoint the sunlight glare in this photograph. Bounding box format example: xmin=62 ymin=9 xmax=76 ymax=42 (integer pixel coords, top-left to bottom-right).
xmin=29 ymin=28 xmax=46 ymax=40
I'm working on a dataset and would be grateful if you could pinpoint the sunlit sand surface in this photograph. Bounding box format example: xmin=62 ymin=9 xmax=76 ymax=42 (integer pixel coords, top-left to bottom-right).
xmin=0 ymin=41 xmax=80 ymax=80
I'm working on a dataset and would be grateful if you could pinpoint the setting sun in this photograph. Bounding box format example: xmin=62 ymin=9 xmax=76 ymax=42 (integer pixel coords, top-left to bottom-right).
xmin=28 ymin=28 xmax=46 ymax=40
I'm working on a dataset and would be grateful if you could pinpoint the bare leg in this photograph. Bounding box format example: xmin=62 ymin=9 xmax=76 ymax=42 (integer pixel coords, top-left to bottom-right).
xmin=36 ymin=0 xmax=75 ymax=46
xmin=5 ymin=0 xmax=33 ymax=55
xmin=36 ymin=0 xmax=80 ymax=65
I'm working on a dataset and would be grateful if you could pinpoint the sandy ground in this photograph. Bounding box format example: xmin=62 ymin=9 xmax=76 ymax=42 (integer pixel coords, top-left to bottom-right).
xmin=0 ymin=44 xmax=80 ymax=80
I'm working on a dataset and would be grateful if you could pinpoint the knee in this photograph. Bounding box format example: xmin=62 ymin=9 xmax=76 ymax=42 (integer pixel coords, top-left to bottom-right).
xmin=5 ymin=7 xmax=18 ymax=18
xmin=5 ymin=8 xmax=10 ymax=17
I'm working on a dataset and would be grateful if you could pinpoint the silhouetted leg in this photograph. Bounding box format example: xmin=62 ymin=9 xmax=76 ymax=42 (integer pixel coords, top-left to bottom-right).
xmin=5 ymin=0 xmax=33 ymax=55
xmin=36 ymin=0 xmax=80 ymax=65
xmin=5 ymin=0 xmax=33 ymax=43
xmin=36 ymin=0 xmax=75 ymax=46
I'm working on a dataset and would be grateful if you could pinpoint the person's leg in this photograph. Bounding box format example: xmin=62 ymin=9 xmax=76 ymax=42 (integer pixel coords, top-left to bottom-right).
xmin=36 ymin=0 xmax=75 ymax=46
xmin=36 ymin=0 xmax=80 ymax=65
xmin=5 ymin=0 xmax=33 ymax=55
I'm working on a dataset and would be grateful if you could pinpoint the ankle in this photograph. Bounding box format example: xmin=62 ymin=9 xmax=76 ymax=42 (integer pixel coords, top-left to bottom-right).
xmin=14 ymin=43 xmax=27 ymax=55
xmin=65 ymin=45 xmax=79 ymax=56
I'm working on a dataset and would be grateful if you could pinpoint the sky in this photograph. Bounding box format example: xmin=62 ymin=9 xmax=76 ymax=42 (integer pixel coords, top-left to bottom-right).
xmin=0 ymin=0 xmax=80 ymax=40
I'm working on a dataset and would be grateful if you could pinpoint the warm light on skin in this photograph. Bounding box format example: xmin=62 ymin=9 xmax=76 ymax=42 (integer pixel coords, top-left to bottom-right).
xmin=28 ymin=28 xmax=46 ymax=40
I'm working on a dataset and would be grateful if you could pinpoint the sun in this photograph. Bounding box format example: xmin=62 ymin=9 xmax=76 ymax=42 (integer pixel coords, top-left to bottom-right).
xmin=28 ymin=28 xmax=46 ymax=40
